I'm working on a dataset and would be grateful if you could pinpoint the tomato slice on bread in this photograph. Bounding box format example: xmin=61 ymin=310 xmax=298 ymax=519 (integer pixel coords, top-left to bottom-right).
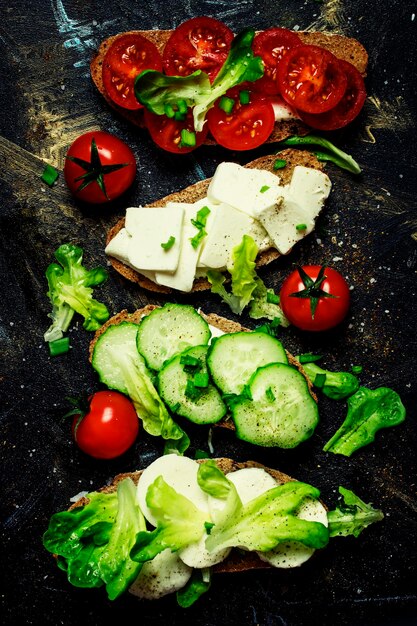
xmin=296 ymin=59 xmax=367 ymax=130
xmin=102 ymin=33 xmax=163 ymax=110
xmin=252 ymin=27 xmax=302 ymax=96
xmin=277 ymin=44 xmax=348 ymax=114
xmin=143 ymin=108 xmax=209 ymax=154
xmin=162 ymin=16 xmax=234 ymax=82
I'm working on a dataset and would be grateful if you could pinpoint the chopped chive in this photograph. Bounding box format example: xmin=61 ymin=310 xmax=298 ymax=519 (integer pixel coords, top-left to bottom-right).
xmin=266 ymin=291 xmax=279 ymax=304
xmin=185 ymin=379 xmax=202 ymax=401
xmin=204 ymin=521 xmax=215 ymax=534
xmin=296 ymin=223 xmax=307 ymax=232
xmin=190 ymin=229 xmax=207 ymax=249
xmin=164 ymin=103 xmax=176 ymax=118
xmin=298 ymin=353 xmax=322 ymax=364
xmin=265 ymin=387 xmax=275 ymax=402
xmin=314 ymin=372 xmax=327 ymax=389
xmin=219 ymin=96 xmax=235 ymax=114
xmin=273 ymin=158 xmax=287 ymax=170
xmin=49 ymin=337 xmax=70 ymax=356
xmin=193 ymin=372 xmax=209 ymax=388
xmin=180 ymin=355 xmax=200 ymax=367
xmin=190 ymin=205 xmax=211 ymax=249
xmin=351 ymin=365 xmax=363 ymax=374
xmin=161 ymin=235 xmax=176 ymax=250
xmin=41 ymin=164 xmax=59 ymax=187
xmin=177 ymin=99 xmax=188 ymax=115
xmin=239 ymin=89 xmax=250 ymax=105
xmin=260 ymin=185 xmax=270 ymax=193
xmin=171 ymin=402 xmax=181 ymax=413
xmin=180 ymin=129 xmax=196 ymax=148
xmin=174 ymin=111 xmax=187 ymax=121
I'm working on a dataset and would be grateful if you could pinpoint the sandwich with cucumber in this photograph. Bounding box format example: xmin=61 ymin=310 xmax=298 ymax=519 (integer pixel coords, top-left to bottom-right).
xmin=43 ymin=453 xmax=384 ymax=604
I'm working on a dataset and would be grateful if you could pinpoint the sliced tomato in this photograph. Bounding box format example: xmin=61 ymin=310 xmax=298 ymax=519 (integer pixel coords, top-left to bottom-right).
xmin=102 ymin=33 xmax=163 ymax=110
xmin=162 ymin=16 xmax=234 ymax=82
xmin=297 ymin=60 xmax=367 ymax=130
xmin=143 ymin=108 xmax=209 ymax=154
xmin=277 ymin=44 xmax=347 ymax=114
xmin=207 ymin=87 xmax=275 ymax=151
xmin=252 ymin=27 xmax=302 ymax=96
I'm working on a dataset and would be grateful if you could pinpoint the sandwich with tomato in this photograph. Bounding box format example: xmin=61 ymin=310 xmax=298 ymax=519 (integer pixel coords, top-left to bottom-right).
xmin=91 ymin=17 xmax=368 ymax=153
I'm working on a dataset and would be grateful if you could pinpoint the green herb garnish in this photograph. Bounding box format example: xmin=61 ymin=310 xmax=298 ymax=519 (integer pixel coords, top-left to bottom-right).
xmin=41 ymin=164 xmax=59 ymax=187
xmin=219 ymin=96 xmax=235 ymax=114
xmin=161 ymin=236 xmax=176 ymax=250
xmin=239 ymin=89 xmax=250 ymax=105
xmin=273 ymin=158 xmax=287 ymax=170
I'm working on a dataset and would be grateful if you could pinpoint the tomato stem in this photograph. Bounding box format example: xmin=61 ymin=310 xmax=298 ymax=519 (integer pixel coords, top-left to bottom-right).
xmin=290 ymin=265 xmax=338 ymax=319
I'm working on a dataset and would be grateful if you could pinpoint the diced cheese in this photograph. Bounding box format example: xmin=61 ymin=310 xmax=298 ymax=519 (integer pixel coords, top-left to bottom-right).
xmin=104 ymin=228 xmax=156 ymax=282
xmin=287 ymin=166 xmax=332 ymax=218
xmin=207 ymin=162 xmax=283 ymax=217
xmin=247 ymin=218 xmax=274 ymax=252
xmin=198 ymin=202 xmax=253 ymax=270
xmin=125 ymin=205 xmax=184 ymax=271
xmin=129 ymin=549 xmax=192 ymax=599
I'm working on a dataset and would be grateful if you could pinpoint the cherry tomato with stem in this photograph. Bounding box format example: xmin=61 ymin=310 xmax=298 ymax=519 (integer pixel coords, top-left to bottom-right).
xmin=279 ymin=265 xmax=350 ymax=331
xmin=252 ymin=27 xmax=302 ymax=96
xmin=68 ymin=391 xmax=139 ymax=460
xmin=64 ymin=131 xmax=136 ymax=204
xmin=102 ymin=33 xmax=163 ymax=110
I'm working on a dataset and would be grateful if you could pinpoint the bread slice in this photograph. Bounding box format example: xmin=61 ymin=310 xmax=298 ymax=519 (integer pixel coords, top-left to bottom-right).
xmin=90 ymin=28 xmax=368 ymax=144
xmin=105 ymin=149 xmax=325 ymax=293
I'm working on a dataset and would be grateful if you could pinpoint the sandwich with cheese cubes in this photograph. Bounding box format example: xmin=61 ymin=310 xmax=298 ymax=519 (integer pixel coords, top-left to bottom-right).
xmin=105 ymin=150 xmax=331 ymax=293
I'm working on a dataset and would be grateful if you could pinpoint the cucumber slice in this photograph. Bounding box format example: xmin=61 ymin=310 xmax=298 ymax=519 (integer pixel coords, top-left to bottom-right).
xmin=137 ymin=304 xmax=211 ymax=371
xmin=92 ymin=322 xmax=145 ymax=394
xmin=231 ymin=363 xmax=319 ymax=448
xmin=207 ymin=331 xmax=288 ymax=395
xmin=158 ymin=345 xmax=226 ymax=425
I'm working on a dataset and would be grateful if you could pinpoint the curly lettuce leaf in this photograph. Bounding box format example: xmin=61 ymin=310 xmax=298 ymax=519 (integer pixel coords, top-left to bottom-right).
xmin=301 ymin=361 xmax=360 ymax=400
xmin=176 ymin=569 xmax=211 ymax=608
xmin=323 ymin=386 xmax=406 ymax=456
xmin=249 ymin=278 xmax=290 ymax=324
xmin=327 ymin=487 xmax=384 ymax=538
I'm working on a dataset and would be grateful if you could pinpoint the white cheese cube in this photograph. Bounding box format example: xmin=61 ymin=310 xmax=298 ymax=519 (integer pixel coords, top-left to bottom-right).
xmin=104 ymin=228 xmax=156 ymax=282
xmin=198 ymin=202 xmax=253 ymax=270
xmin=287 ymin=166 xmax=331 ymax=219
xmin=257 ymin=198 xmax=313 ymax=255
xmin=125 ymin=206 xmax=184 ymax=271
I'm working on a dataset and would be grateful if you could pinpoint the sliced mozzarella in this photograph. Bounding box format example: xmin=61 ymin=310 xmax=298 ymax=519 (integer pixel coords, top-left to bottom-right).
xmin=257 ymin=197 xmax=314 ymax=255
xmin=137 ymin=454 xmax=210 ymax=527
xmin=287 ymin=166 xmax=332 ymax=219
xmin=198 ymin=202 xmax=253 ymax=270
xmin=129 ymin=548 xmax=192 ymax=600
xmin=270 ymin=96 xmax=299 ymax=121
xmin=207 ymin=162 xmax=283 ymax=218
xmin=247 ymin=219 xmax=274 ymax=252
xmin=257 ymin=497 xmax=328 ymax=569
xmin=125 ymin=205 xmax=184 ymax=271
xmin=179 ymin=533 xmax=231 ymax=568
xmin=104 ymin=228 xmax=156 ymax=282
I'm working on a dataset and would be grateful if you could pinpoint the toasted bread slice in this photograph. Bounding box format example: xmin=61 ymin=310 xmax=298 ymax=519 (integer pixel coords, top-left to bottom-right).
xmin=105 ymin=149 xmax=324 ymax=293
xmin=90 ymin=28 xmax=368 ymax=143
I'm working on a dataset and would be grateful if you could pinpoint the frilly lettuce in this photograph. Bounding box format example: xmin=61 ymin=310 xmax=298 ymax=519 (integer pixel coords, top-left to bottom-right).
xmin=327 ymin=487 xmax=384 ymax=537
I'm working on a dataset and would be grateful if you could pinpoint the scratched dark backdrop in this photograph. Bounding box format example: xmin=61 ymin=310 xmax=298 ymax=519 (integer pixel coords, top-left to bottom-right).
xmin=1 ymin=1 xmax=417 ymax=625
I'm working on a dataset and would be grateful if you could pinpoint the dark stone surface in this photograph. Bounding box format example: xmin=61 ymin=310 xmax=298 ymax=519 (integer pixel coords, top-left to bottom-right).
xmin=1 ymin=1 xmax=416 ymax=625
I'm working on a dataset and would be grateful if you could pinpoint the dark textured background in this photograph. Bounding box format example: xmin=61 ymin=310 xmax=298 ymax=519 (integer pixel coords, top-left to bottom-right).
xmin=1 ymin=1 xmax=416 ymax=625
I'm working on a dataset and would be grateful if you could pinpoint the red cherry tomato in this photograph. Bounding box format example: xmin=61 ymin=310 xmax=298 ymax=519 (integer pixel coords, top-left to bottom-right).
xmin=207 ymin=86 xmax=275 ymax=151
xmin=279 ymin=265 xmax=350 ymax=331
xmin=64 ymin=131 xmax=136 ymax=204
xmin=252 ymin=27 xmax=302 ymax=96
xmin=277 ymin=45 xmax=347 ymax=114
xmin=72 ymin=391 xmax=139 ymax=460
xmin=296 ymin=59 xmax=367 ymax=130
xmin=162 ymin=16 xmax=234 ymax=82
xmin=102 ymin=33 xmax=163 ymax=110
xmin=143 ymin=108 xmax=208 ymax=154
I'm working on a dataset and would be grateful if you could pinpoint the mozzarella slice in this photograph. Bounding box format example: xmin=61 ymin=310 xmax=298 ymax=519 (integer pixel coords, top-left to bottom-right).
xmin=247 ymin=219 xmax=274 ymax=252
xmin=104 ymin=228 xmax=156 ymax=282
xmin=178 ymin=533 xmax=231 ymax=568
xmin=257 ymin=197 xmax=313 ymax=255
xmin=287 ymin=166 xmax=332 ymax=217
xmin=125 ymin=205 xmax=184 ymax=271
xmin=129 ymin=548 xmax=192 ymax=600
xmin=137 ymin=454 xmax=210 ymax=527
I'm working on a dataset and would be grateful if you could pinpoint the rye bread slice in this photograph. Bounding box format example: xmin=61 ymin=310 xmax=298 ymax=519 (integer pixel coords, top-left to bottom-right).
xmin=105 ymin=149 xmax=325 ymax=293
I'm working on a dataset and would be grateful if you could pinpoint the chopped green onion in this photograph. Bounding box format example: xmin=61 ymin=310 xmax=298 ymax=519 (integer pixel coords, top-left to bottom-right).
xmin=164 ymin=103 xmax=176 ymax=118
xmin=273 ymin=158 xmax=287 ymax=170
xmin=260 ymin=185 xmax=270 ymax=193
xmin=296 ymin=223 xmax=307 ymax=232
xmin=180 ymin=129 xmax=196 ymax=148
xmin=190 ymin=229 xmax=207 ymax=249
xmin=174 ymin=111 xmax=187 ymax=121
xmin=171 ymin=402 xmax=181 ymax=414
xmin=265 ymin=387 xmax=275 ymax=402
xmin=351 ymin=365 xmax=363 ymax=374
xmin=190 ymin=205 xmax=211 ymax=249
xmin=266 ymin=291 xmax=279 ymax=304
xmin=239 ymin=89 xmax=250 ymax=105
xmin=180 ymin=355 xmax=200 ymax=367
xmin=41 ymin=164 xmax=59 ymax=187
xmin=298 ymin=353 xmax=322 ymax=364
xmin=204 ymin=521 xmax=215 ymax=534
xmin=161 ymin=235 xmax=176 ymax=250
xmin=219 ymin=96 xmax=235 ymax=114
xmin=314 ymin=372 xmax=327 ymax=389
xmin=193 ymin=372 xmax=209 ymax=388
xmin=185 ymin=379 xmax=202 ymax=401
xmin=48 ymin=337 xmax=70 ymax=356
xmin=177 ymin=99 xmax=188 ymax=115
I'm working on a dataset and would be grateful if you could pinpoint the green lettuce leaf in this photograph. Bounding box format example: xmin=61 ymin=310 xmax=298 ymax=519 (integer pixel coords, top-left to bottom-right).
xmin=176 ymin=569 xmax=211 ymax=608
xmin=301 ymin=361 xmax=360 ymax=400
xmin=327 ymin=487 xmax=384 ymax=537
xmin=249 ymin=278 xmax=290 ymax=324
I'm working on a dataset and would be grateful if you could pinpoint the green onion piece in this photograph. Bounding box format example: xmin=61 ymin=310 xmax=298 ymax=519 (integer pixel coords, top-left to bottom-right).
xmin=185 ymin=379 xmax=202 ymax=401
xmin=273 ymin=158 xmax=287 ymax=170
xmin=49 ymin=337 xmax=70 ymax=356
xmin=174 ymin=111 xmax=187 ymax=121
xmin=41 ymin=164 xmax=59 ymax=187
xmin=180 ymin=355 xmax=200 ymax=367
xmin=351 ymin=365 xmax=363 ymax=374
xmin=265 ymin=387 xmax=275 ymax=402
xmin=164 ymin=103 xmax=176 ymax=118
xmin=180 ymin=129 xmax=196 ymax=148
xmin=190 ymin=205 xmax=211 ymax=249
xmin=239 ymin=90 xmax=250 ymax=105
xmin=266 ymin=291 xmax=279 ymax=304
xmin=298 ymin=353 xmax=322 ymax=364
xmin=260 ymin=185 xmax=270 ymax=193
xmin=193 ymin=372 xmax=209 ymax=388
xmin=195 ymin=449 xmax=210 ymax=459
xmin=177 ymin=99 xmax=188 ymax=115
xmin=161 ymin=235 xmax=176 ymax=250
xmin=204 ymin=521 xmax=215 ymax=534
xmin=171 ymin=402 xmax=181 ymax=414
xmin=276 ymin=135 xmax=361 ymax=175
xmin=219 ymin=96 xmax=235 ymax=114
xmin=190 ymin=229 xmax=207 ymax=249
xmin=296 ymin=223 xmax=307 ymax=232
xmin=314 ymin=372 xmax=327 ymax=389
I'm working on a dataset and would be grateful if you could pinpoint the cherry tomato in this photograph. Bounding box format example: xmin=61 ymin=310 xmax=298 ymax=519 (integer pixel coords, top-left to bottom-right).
xmin=102 ymin=33 xmax=163 ymax=110
xmin=252 ymin=27 xmax=302 ymax=96
xmin=279 ymin=265 xmax=350 ymax=331
xmin=277 ymin=45 xmax=347 ymax=114
xmin=143 ymin=108 xmax=209 ymax=154
xmin=297 ymin=60 xmax=367 ymax=130
xmin=72 ymin=391 xmax=139 ymax=460
xmin=162 ymin=16 xmax=234 ymax=82
xmin=207 ymin=86 xmax=275 ymax=151
xmin=64 ymin=131 xmax=136 ymax=204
